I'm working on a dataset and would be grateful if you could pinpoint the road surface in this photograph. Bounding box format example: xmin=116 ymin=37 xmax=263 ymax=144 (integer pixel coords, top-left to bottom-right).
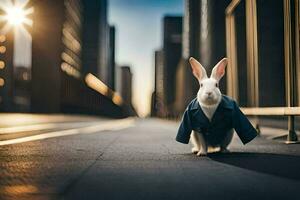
xmin=0 ymin=116 xmax=300 ymax=200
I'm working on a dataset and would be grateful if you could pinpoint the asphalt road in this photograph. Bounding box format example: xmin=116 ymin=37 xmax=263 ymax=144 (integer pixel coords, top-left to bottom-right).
xmin=0 ymin=117 xmax=300 ymax=200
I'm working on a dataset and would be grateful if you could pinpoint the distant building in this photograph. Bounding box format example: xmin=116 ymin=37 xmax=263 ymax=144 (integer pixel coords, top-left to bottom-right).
xmin=174 ymin=58 xmax=197 ymax=115
xmin=0 ymin=31 xmax=14 ymax=112
xmin=82 ymin=0 xmax=109 ymax=83
xmin=194 ymin=0 xmax=230 ymax=92
xmin=173 ymin=0 xmax=230 ymax=116
xmin=174 ymin=0 xmax=201 ymax=115
xmin=162 ymin=16 xmax=182 ymax=117
xmin=150 ymin=91 xmax=156 ymax=117
xmin=182 ymin=0 xmax=200 ymax=61
xmin=151 ymin=50 xmax=165 ymax=117
xmin=107 ymin=26 xmax=116 ymax=90
xmin=14 ymin=66 xmax=31 ymax=112
xmin=98 ymin=0 xmax=109 ymax=84
xmin=119 ymin=66 xmax=132 ymax=106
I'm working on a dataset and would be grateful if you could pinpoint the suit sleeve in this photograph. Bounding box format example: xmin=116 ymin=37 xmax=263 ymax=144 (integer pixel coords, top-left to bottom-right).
xmin=176 ymin=108 xmax=193 ymax=144
xmin=232 ymin=102 xmax=258 ymax=144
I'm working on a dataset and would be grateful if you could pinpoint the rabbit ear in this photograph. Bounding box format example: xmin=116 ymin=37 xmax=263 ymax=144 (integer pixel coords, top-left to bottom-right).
xmin=189 ymin=57 xmax=207 ymax=81
xmin=211 ymin=58 xmax=228 ymax=81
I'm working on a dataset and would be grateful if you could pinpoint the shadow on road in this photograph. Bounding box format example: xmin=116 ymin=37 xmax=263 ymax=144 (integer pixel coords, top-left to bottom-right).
xmin=209 ymin=152 xmax=300 ymax=180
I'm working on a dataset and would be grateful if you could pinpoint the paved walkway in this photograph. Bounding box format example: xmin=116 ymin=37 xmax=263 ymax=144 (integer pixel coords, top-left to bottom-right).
xmin=0 ymin=118 xmax=299 ymax=200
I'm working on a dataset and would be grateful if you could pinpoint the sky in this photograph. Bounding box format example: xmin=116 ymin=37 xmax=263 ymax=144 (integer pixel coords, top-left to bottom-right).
xmin=108 ymin=0 xmax=183 ymax=117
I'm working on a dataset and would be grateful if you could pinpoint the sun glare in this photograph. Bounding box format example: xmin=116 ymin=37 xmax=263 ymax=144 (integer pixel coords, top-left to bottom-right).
xmin=6 ymin=7 xmax=26 ymax=26
xmin=0 ymin=0 xmax=33 ymax=35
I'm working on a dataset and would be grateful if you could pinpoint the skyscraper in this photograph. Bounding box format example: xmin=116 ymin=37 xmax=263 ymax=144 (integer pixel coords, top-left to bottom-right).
xmin=119 ymin=66 xmax=132 ymax=106
xmin=14 ymin=66 xmax=31 ymax=112
xmin=174 ymin=0 xmax=201 ymax=115
xmin=82 ymin=0 xmax=109 ymax=82
xmin=107 ymin=26 xmax=116 ymax=90
xmin=196 ymin=0 xmax=230 ymax=92
xmin=182 ymin=0 xmax=200 ymax=61
xmin=163 ymin=16 xmax=182 ymax=117
xmin=153 ymin=50 xmax=165 ymax=117
xmin=31 ymin=0 xmax=84 ymax=112
xmin=173 ymin=0 xmax=230 ymax=116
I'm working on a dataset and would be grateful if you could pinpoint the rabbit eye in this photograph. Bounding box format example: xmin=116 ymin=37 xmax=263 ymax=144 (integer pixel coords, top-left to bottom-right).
xmin=215 ymin=83 xmax=218 ymax=87
xmin=200 ymin=83 xmax=203 ymax=87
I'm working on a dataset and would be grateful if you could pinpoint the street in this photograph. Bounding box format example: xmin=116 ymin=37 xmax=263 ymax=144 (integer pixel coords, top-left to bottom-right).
xmin=0 ymin=116 xmax=300 ymax=200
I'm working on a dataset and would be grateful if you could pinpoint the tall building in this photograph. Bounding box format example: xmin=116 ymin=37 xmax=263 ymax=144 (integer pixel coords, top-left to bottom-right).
xmin=173 ymin=0 xmax=230 ymax=116
xmin=98 ymin=0 xmax=109 ymax=84
xmin=182 ymin=0 xmax=200 ymax=60
xmin=31 ymin=0 xmax=84 ymax=112
xmin=163 ymin=16 xmax=182 ymax=117
xmin=174 ymin=58 xmax=197 ymax=115
xmin=119 ymin=66 xmax=132 ymax=106
xmin=14 ymin=66 xmax=31 ymax=112
xmin=82 ymin=0 xmax=109 ymax=82
xmin=107 ymin=26 xmax=116 ymax=90
xmin=198 ymin=0 xmax=230 ymax=92
xmin=152 ymin=50 xmax=165 ymax=117
xmin=174 ymin=0 xmax=201 ymax=115
xmin=0 ymin=30 xmax=14 ymax=112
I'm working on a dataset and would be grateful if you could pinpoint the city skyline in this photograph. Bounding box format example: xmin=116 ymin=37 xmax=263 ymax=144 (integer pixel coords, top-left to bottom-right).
xmin=11 ymin=0 xmax=183 ymax=117
xmin=109 ymin=0 xmax=183 ymax=116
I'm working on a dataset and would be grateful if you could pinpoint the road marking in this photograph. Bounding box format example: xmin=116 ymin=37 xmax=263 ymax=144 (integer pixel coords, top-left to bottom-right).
xmin=0 ymin=118 xmax=135 ymax=146
xmin=0 ymin=121 xmax=100 ymax=134
xmin=0 ymin=123 xmax=56 ymax=134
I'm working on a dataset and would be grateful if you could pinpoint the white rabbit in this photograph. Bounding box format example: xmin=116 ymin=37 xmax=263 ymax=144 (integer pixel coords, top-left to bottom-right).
xmin=189 ymin=57 xmax=233 ymax=156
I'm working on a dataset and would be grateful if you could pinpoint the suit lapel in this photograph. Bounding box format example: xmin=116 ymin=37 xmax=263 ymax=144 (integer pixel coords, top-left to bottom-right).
xmin=191 ymin=96 xmax=234 ymax=127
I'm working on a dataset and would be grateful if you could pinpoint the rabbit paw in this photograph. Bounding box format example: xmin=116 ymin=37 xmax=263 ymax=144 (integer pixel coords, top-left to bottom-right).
xmin=196 ymin=150 xmax=207 ymax=157
xmin=191 ymin=147 xmax=199 ymax=154
xmin=220 ymin=148 xmax=230 ymax=153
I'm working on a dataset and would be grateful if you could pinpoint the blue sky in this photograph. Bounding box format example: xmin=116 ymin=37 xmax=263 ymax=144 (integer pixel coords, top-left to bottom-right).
xmin=108 ymin=0 xmax=183 ymax=116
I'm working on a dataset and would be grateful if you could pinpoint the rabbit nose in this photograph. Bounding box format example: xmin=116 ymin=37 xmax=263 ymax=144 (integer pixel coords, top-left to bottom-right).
xmin=206 ymin=92 xmax=212 ymax=96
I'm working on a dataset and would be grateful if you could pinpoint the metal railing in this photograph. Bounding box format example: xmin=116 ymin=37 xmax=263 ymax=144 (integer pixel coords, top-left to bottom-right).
xmin=226 ymin=0 xmax=300 ymax=144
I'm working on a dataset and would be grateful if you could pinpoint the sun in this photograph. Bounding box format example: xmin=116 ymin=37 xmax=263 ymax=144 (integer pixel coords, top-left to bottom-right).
xmin=6 ymin=6 xmax=26 ymax=26
xmin=0 ymin=0 xmax=34 ymax=35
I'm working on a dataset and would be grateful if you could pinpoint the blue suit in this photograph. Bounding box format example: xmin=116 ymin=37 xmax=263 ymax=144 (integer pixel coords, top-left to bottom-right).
xmin=176 ymin=95 xmax=257 ymax=146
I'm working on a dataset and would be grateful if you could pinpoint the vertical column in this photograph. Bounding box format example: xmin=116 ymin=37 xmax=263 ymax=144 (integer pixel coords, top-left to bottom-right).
xmin=245 ymin=0 xmax=259 ymax=108
xmin=245 ymin=0 xmax=260 ymax=134
xmin=225 ymin=13 xmax=238 ymax=100
xmin=284 ymin=0 xmax=298 ymax=143
xmin=295 ymin=0 xmax=300 ymax=106
xmin=225 ymin=0 xmax=240 ymax=101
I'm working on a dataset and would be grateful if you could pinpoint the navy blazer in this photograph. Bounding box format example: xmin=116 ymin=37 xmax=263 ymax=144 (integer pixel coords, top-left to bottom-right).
xmin=176 ymin=95 xmax=257 ymax=146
